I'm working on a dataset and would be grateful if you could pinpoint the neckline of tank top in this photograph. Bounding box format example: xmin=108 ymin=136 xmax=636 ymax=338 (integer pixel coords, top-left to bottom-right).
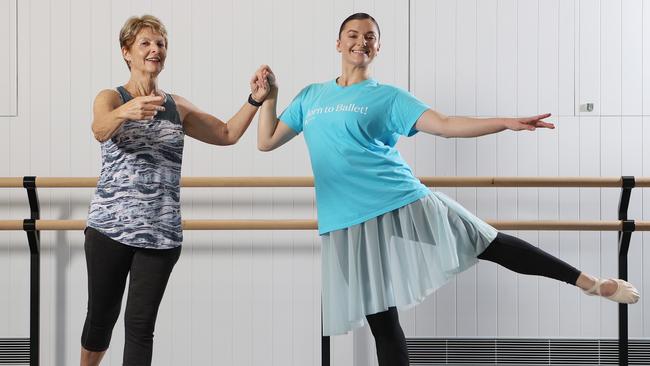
xmin=119 ymin=86 xmax=169 ymax=104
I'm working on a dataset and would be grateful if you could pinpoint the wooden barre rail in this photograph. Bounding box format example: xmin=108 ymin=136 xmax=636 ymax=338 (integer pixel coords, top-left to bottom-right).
xmin=1 ymin=220 xmax=648 ymax=231
xmin=1 ymin=176 xmax=649 ymax=188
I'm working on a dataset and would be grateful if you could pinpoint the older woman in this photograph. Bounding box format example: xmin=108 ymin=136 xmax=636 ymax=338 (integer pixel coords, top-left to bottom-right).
xmin=81 ymin=15 xmax=269 ymax=366
xmin=256 ymin=13 xmax=640 ymax=366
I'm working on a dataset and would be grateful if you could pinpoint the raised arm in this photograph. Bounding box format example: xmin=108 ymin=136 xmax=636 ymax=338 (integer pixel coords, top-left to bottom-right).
xmin=175 ymin=66 xmax=271 ymax=146
xmin=414 ymin=109 xmax=554 ymax=138
xmin=91 ymin=89 xmax=165 ymax=142
xmin=255 ymin=66 xmax=298 ymax=151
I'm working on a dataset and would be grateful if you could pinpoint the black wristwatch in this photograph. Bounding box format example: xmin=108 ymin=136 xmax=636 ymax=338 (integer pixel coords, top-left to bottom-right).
xmin=248 ymin=94 xmax=263 ymax=107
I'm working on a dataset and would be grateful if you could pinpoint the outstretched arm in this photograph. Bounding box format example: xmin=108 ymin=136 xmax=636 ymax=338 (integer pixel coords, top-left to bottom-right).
xmin=176 ymin=65 xmax=271 ymax=146
xmin=414 ymin=110 xmax=554 ymax=138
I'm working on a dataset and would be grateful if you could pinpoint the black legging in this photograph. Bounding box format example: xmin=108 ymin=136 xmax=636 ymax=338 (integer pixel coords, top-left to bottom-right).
xmin=81 ymin=227 xmax=181 ymax=366
xmin=367 ymin=307 xmax=409 ymax=365
xmin=367 ymin=232 xmax=581 ymax=366
xmin=477 ymin=232 xmax=581 ymax=284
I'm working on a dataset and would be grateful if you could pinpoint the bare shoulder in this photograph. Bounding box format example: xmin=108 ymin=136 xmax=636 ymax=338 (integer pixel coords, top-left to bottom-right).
xmin=94 ymin=89 xmax=122 ymax=109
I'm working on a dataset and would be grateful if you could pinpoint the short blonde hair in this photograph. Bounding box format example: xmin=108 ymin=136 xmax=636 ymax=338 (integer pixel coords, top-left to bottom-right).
xmin=119 ymin=15 xmax=168 ymax=70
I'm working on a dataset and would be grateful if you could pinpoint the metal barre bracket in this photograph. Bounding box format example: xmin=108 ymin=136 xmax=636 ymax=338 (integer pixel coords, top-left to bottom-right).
xmin=22 ymin=176 xmax=40 ymax=366
xmin=618 ymin=176 xmax=635 ymax=366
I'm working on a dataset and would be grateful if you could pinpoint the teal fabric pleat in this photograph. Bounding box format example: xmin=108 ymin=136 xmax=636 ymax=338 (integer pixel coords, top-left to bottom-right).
xmin=321 ymin=192 xmax=498 ymax=336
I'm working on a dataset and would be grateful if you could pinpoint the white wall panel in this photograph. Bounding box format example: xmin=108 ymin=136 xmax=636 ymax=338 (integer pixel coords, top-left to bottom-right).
xmin=537 ymin=0 xmax=561 ymax=335
xmin=539 ymin=0 xmax=559 ymax=115
xmin=476 ymin=133 xmax=499 ymax=337
xmin=516 ymin=0 xmax=538 ymax=116
xmin=495 ymin=0 xmax=520 ymax=338
xmin=434 ymin=0 xmax=456 ymax=116
xmin=557 ymin=116 xmax=581 ymax=336
xmin=474 ymin=1 xmax=499 ymax=335
xmin=599 ymin=117 xmax=621 ymax=337
xmin=111 ymin=0 xmax=132 ymax=88
xmin=49 ymin=0 xmax=72 ymax=362
xmin=0 ymin=0 xmax=17 ymax=116
xmin=455 ymin=0 xmax=477 ymax=116
xmin=496 ymin=0 xmax=517 ymax=117
xmin=578 ymin=116 xmax=601 ymax=337
xmin=621 ymin=0 xmax=642 ymax=115
xmin=600 ymin=0 xmax=622 ymax=115
xmin=496 ymin=129 xmax=519 ymax=337
xmin=537 ymin=117 xmax=560 ymax=337
xmin=645 ymin=3 xmax=650 ymax=115
xmin=455 ymin=0 xmax=479 ymax=332
xmin=577 ymin=0 xmax=600 ymax=115
xmin=476 ymin=0 xmax=497 ymax=117
xmin=130 ymin=0 xmax=151 ymax=15
xmin=68 ymin=0 xmax=96 ymax=363
xmin=232 ymin=0 xmax=256 ymax=363
xmin=558 ymin=0 xmax=576 ymax=116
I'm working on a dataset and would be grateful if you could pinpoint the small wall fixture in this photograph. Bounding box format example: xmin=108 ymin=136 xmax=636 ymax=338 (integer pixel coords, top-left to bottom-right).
xmin=580 ymin=103 xmax=595 ymax=112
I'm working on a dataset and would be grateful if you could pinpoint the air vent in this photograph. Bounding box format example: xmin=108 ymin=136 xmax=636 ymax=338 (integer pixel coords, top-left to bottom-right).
xmin=407 ymin=338 xmax=650 ymax=365
xmin=0 ymin=338 xmax=29 ymax=364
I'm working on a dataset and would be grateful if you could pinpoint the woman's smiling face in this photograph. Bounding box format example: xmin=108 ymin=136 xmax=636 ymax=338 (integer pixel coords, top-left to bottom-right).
xmin=336 ymin=19 xmax=380 ymax=68
xmin=122 ymin=27 xmax=167 ymax=75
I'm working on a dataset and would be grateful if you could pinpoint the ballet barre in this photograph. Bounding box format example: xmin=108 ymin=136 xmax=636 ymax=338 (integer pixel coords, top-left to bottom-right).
xmin=1 ymin=175 xmax=650 ymax=187
xmin=0 ymin=176 xmax=644 ymax=366
xmin=1 ymin=219 xmax=650 ymax=231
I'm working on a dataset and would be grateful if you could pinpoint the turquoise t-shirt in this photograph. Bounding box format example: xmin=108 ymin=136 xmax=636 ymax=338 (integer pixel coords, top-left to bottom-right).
xmin=280 ymin=78 xmax=431 ymax=234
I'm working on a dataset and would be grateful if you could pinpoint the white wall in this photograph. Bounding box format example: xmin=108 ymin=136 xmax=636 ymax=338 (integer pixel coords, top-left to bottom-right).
xmin=0 ymin=0 xmax=17 ymax=116
xmin=0 ymin=0 xmax=648 ymax=365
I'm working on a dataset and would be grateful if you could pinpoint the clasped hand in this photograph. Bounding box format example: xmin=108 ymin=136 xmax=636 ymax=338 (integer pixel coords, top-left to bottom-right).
xmin=250 ymin=65 xmax=277 ymax=104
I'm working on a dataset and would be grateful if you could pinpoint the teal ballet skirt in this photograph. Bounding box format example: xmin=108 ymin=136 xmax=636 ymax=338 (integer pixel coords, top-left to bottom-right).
xmin=320 ymin=192 xmax=498 ymax=336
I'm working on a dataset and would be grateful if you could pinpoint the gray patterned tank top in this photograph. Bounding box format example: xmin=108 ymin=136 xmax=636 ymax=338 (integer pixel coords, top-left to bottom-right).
xmin=87 ymin=86 xmax=184 ymax=249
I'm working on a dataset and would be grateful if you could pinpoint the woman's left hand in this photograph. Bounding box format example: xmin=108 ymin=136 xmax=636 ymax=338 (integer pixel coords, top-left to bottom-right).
xmin=250 ymin=65 xmax=271 ymax=104
xmin=505 ymin=113 xmax=554 ymax=131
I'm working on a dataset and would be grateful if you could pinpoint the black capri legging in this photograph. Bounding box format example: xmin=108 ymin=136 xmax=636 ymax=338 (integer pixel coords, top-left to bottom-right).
xmin=477 ymin=232 xmax=581 ymax=284
xmin=81 ymin=227 xmax=181 ymax=366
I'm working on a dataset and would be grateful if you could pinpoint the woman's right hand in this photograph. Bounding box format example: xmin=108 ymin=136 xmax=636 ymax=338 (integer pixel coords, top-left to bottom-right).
xmin=253 ymin=65 xmax=277 ymax=94
xmin=118 ymin=95 xmax=165 ymax=121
